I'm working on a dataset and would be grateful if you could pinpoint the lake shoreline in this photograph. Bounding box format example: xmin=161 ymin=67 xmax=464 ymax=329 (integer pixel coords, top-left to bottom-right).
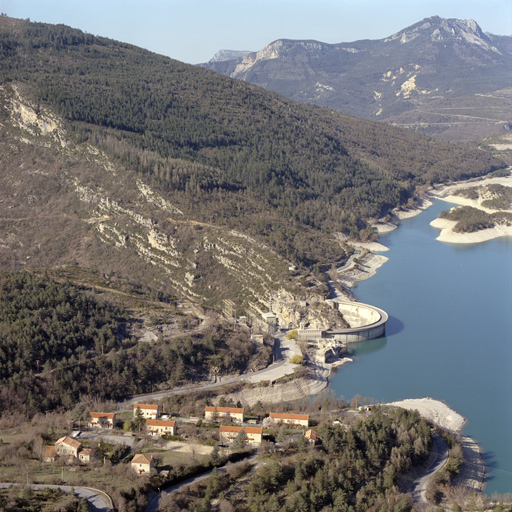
xmin=428 ymin=172 xmax=512 ymax=244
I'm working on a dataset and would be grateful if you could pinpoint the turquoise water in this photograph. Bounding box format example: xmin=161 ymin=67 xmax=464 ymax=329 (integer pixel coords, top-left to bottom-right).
xmin=328 ymin=200 xmax=512 ymax=495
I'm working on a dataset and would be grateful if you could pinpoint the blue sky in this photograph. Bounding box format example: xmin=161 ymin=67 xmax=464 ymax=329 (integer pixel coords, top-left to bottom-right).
xmin=2 ymin=0 xmax=511 ymax=64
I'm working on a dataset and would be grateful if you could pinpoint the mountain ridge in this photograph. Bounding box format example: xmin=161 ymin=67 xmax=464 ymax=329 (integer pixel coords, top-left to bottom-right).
xmin=201 ymin=16 xmax=512 ymax=141
xmin=0 ymin=16 xmax=505 ymax=320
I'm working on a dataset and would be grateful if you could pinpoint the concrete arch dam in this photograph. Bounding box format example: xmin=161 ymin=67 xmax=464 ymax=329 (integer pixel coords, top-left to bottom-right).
xmin=325 ymin=302 xmax=388 ymax=343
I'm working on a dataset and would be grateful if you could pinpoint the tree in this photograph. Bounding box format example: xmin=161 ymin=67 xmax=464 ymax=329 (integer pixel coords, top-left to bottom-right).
xmin=71 ymin=403 xmax=90 ymax=428
xmin=132 ymin=406 xmax=146 ymax=433
xmin=232 ymin=429 xmax=248 ymax=451
xmin=276 ymin=425 xmax=288 ymax=444
xmin=210 ymin=442 xmax=222 ymax=466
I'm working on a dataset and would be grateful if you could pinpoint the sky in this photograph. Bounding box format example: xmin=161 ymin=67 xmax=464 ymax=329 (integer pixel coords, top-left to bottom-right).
xmin=1 ymin=0 xmax=511 ymax=64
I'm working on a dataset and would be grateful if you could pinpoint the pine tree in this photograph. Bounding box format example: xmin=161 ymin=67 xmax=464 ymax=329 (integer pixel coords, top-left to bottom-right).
xmin=132 ymin=406 xmax=146 ymax=433
xmin=233 ymin=429 xmax=248 ymax=451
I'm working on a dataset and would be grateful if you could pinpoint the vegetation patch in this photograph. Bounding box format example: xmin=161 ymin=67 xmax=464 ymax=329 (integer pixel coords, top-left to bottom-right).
xmin=439 ymin=206 xmax=512 ymax=233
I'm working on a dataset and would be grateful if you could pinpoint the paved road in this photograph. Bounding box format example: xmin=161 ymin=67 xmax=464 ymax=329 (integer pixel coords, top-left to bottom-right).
xmin=118 ymin=333 xmax=298 ymax=409
xmin=0 ymin=483 xmax=112 ymax=511
xmin=146 ymin=454 xmax=258 ymax=512
xmin=406 ymin=433 xmax=449 ymax=503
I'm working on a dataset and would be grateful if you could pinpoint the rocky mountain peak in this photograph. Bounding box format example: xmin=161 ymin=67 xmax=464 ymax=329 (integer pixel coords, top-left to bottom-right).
xmin=206 ymin=49 xmax=252 ymax=64
xmin=389 ymin=16 xmax=499 ymax=53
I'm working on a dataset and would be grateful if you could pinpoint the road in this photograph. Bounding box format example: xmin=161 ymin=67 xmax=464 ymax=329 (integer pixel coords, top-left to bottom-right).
xmin=119 ymin=332 xmax=299 ymax=409
xmin=145 ymin=454 xmax=258 ymax=512
xmin=0 ymin=483 xmax=112 ymax=511
xmin=406 ymin=433 xmax=449 ymax=503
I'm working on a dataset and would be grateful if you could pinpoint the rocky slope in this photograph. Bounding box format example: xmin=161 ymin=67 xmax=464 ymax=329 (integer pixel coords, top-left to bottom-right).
xmin=0 ymin=83 xmax=339 ymax=329
xmin=0 ymin=16 xmax=505 ymax=329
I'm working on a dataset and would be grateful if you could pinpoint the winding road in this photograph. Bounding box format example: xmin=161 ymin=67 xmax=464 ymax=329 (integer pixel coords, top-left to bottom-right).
xmin=145 ymin=454 xmax=258 ymax=512
xmin=405 ymin=433 xmax=449 ymax=503
xmin=118 ymin=332 xmax=300 ymax=409
xmin=0 ymin=483 xmax=112 ymax=511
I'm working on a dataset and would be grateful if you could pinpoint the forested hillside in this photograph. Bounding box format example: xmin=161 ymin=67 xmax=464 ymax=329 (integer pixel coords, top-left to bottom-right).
xmin=0 ymin=271 xmax=255 ymax=415
xmin=0 ymin=16 xmax=504 ymax=260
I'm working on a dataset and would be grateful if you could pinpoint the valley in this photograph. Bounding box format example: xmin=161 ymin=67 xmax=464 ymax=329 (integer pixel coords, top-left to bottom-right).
xmin=0 ymin=13 xmax=510 ymax=511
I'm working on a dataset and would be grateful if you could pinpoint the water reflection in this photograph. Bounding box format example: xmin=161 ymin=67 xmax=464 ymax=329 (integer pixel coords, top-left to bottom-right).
xmin=345 ymin=336 xmax=387 ymax=357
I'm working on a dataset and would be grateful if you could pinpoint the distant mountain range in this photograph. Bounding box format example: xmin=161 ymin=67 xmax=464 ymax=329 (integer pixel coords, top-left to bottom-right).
xmin=201 ymin=16 xmax=512 ymax=141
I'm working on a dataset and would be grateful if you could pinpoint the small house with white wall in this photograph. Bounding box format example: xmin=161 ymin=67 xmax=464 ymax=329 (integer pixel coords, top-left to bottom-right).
xmin=133 ymin=403 xmax=160 ymax=419
xmin=205 ymin=406 xmax=244 ymax=423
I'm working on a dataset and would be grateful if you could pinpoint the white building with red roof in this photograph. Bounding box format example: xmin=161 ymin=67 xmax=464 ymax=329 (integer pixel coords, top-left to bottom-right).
xmin=268 ymin=412 xmax=309 ymax=427
xmin=204 ymin=406 xmax=244 ymax=423
xmin=88 ymin=412 xmax=116 ymax=429
xmin=133 ymin=403 xmax=160 ymax=419
xmin=131 ymin=454 xmax=154 ymax=474
xmin=219 ymin=425 xmax=263 ymax=445
xmin=145 ymin=419 xmax=176 ymax=436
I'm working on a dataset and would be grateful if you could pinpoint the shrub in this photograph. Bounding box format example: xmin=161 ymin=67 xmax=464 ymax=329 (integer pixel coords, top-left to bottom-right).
xmin=286 ymin=330 xmax=298 ymax=340
xmin=290 ymin=355 xmax=304 ymax=365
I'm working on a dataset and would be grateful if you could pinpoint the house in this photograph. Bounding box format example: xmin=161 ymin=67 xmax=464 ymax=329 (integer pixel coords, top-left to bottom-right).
xmin=205 ymin=406 xmax=244 ymax=423
xmin=55 ymin=436 xmax=82 ymax=458
xmin=89 ymin=412 xmax=116 ymax=429
xmin=78 ymin=448 xmax=93 ymax=464
xmin=133 ymin=404 xmax=160 ymax=419
xmin=269 ymin=413 xmax=309 ymax=427
xmin=42 ymin=445 xmax=56 ymax=463
xmin=131 ymin=454 xmax=154 ymax=474
xmin=305 ymin=429 xmax=320 ymax=445
xmin=146 ymin=419 xmax=176 ymax=437
xmin=219 ymin=426 xmax=263 ymax=446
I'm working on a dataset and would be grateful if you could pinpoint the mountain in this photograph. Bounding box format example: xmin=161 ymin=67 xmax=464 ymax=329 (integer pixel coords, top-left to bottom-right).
xmin=0 ymin=16 xmax=505 ymax=323
xmin=201 ymin=16 xmax=512 ymax=141
xmin=207 ymin=49 xmax=252 ymax=63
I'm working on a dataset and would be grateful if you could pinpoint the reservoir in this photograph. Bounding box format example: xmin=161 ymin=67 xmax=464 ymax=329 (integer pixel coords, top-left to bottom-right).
xmin=328 ymin=199 xmax=512 ymax=495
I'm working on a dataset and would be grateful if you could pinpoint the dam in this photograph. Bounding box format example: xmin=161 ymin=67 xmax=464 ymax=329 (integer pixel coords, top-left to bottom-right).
xmin=298 ymin=301 xmax=388 ymax=343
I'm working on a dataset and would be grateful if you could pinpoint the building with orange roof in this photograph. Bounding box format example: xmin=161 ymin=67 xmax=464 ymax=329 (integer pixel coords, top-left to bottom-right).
xmin=305 ymin=429 xmax=320 ymax=444
xmin=145 ymin=419 xmax=176 ymax=437
xmin=131 ymin=453 xmax=154 ymax=474
xmin=204 ymin=406 xmax=244 ymax=423
xmin=88 ymin=412 xmax=116 ymax=429
xmin=55 ymin=436 xmax=82 ymax=458
xmin=42 ymin=445 xmax=56 ymax=463
xmin=133 ymin=403 xmax=160 ymax=419
xmin=78 ymin=447 xmax=94 ymax=464
xmin=269 ymin=412 xmax=309 ymax=427
xmin=219 ymin=425 xmax=263 ymax=445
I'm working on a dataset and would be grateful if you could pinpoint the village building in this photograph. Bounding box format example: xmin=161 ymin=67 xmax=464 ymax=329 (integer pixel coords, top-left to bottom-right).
xmin=145 ymin=419 xmax=176 ymax=437
xmin=133 ymin=403 xmax=160 ymax=419
xmin=269 ymin=412 xmax=309 ymax=427
xmin=219 ymin=426 xmax=263 ymax=446
xmin=305 ymin=429 xmax=320 ymax=445
xmin=78 ymin=448 xmax=93 ymax=464
xmin=41 ymin=445 xmax=56 ymax=463
xmin=88 ymin=412 xmax=116 ymax=429
xmin=44 ymin=437 xmax=93 ymax=464
xmin=55 ymin=436 xmax=82 ymax=458
xmin=205 ymin=406 xmax=244 ymax=423
xmin=131 ymin=454 xmax=154 ymax=474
